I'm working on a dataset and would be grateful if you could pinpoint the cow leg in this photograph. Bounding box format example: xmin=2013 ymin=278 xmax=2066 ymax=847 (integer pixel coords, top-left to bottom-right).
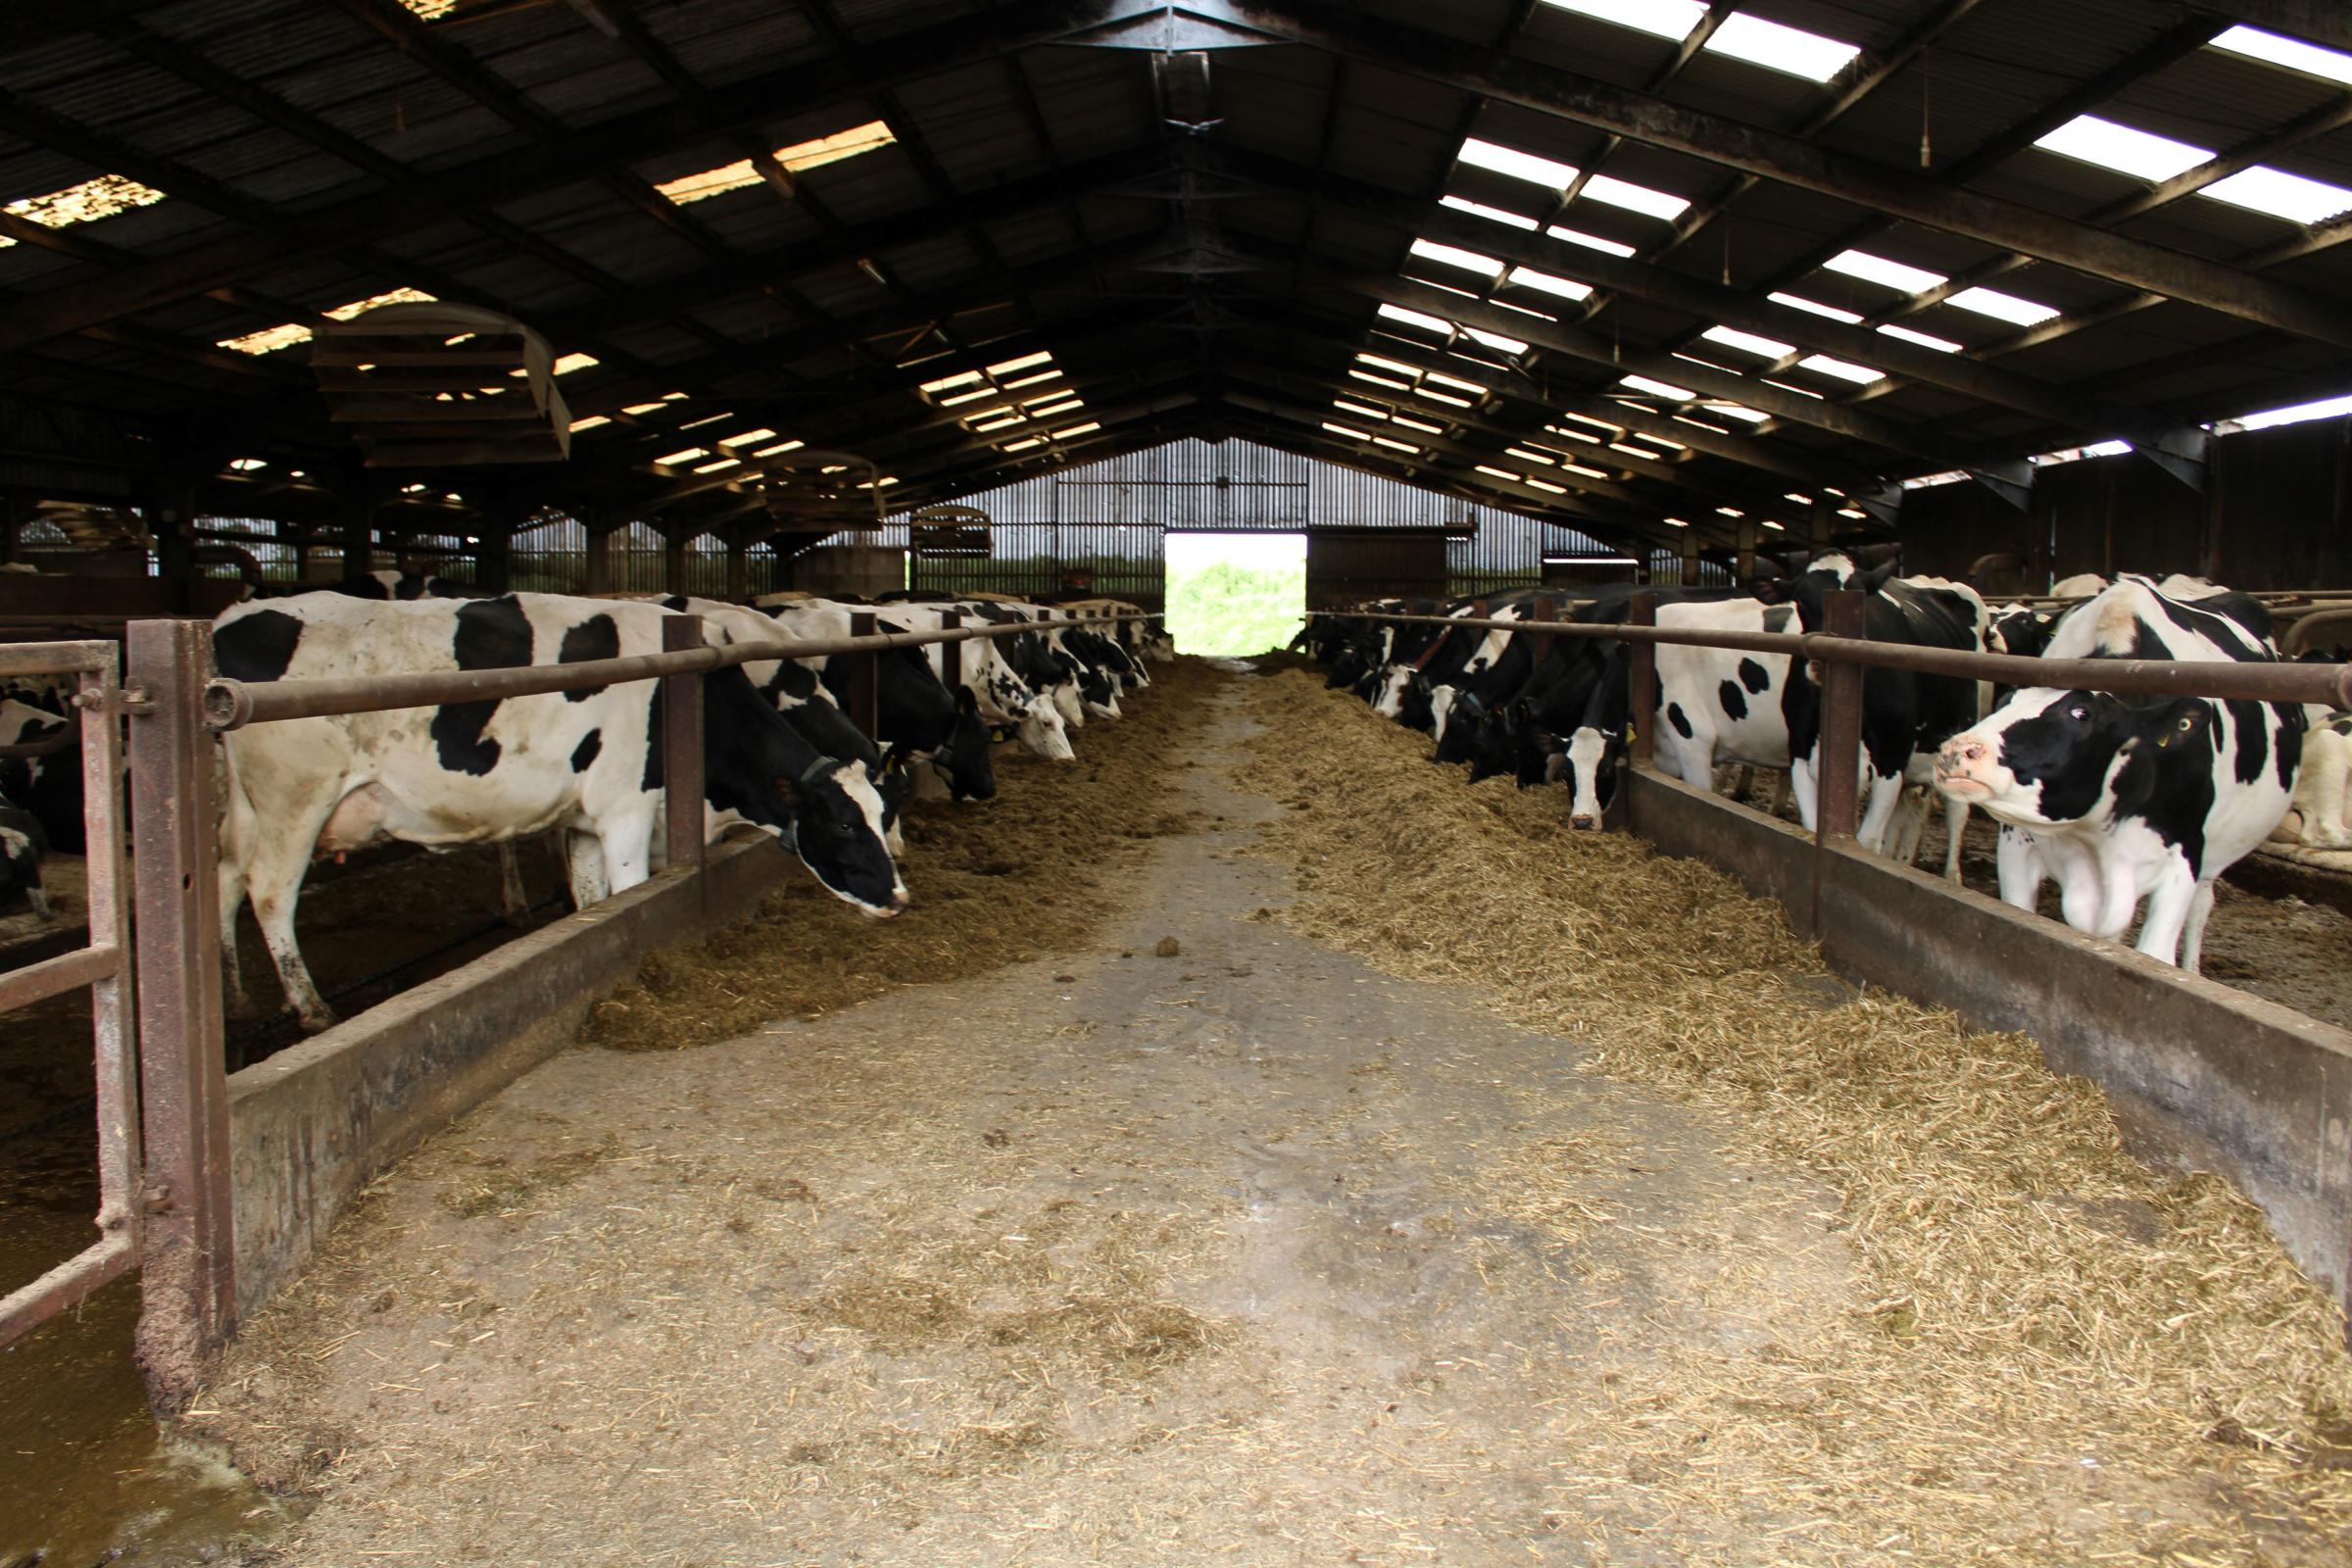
xmin=497 ymin=841 xmax=531 ymax=925
xmin=2133 ymin=863 xmax=2199 ymax=967
xmin=1789 ymin=755 xmax=1819 ymax=831
xmin=564 ymin=828 xmax=610 ymax=909
xmin=1940 ymin=799 xmax=1969 ymax=885
xmin=596 ymin=808 xmax=658 ymax=897
xmin=217 ymin=855 xmax=254 ymax=1018
xmin=1993 ymin=826 xmax=2046 ymax=913
xmin=2179 ymin=882 xmax=2218 ymax=974
xmin=2303 ymin=730 xmax=2352 ymax=848
xmin=1880 ymin=783 xmax=1927 ymax=863
xmin=1855 ymin=770 xmax=1906 ymax=856
xmin=238 ymin=803 xmax=341 ymax=1031
xmin=24 ymin=880 xmax=49 ymax=921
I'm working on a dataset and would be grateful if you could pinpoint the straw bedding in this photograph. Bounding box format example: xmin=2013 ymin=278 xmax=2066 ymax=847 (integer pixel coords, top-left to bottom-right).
xmin=1239 ymin=664 xmax=2352 ymax=1563
xmin=582 ymin=659 xmax=1215 ymax=1054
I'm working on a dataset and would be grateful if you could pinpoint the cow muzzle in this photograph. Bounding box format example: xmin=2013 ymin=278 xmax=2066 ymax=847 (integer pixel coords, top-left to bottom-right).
xmin=1934 ymin=736 xmax=1995 ymax=795
xmin=864 ymin=889 xmax=911 ymax=919
xmin=1569 ymin=812 xmax=1598 ymax=831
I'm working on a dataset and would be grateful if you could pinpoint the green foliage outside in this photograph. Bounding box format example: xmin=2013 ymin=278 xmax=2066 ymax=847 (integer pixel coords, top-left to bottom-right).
xmin=1166 ymin=556 xmax=1305 ymax=656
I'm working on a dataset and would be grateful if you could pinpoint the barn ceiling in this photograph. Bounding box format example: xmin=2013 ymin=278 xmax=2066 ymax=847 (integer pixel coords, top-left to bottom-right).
xmin=3 ymin=0 xmax=2351 ymax=557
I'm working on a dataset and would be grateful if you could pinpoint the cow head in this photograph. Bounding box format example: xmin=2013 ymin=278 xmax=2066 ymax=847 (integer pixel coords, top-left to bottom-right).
xmin=930 ymin=685 xmax=999 ymax=801
xmin=776 ymin=758 xmax=909 ymax=917
xmin=1934 ymin=688 xmax=2210 ymax=830
xmin=1561 ymin=723 xmax=1622 ymax=829
xmin=1008 ymin=688 xmax=1075 ymax=761
xmin=1464 ymin=701 xmax=1523 ymax=784
xmin=1396 ymin=672 xmax=1438 ymax=733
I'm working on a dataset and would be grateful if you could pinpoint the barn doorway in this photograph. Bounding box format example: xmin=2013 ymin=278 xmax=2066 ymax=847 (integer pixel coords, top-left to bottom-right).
xmin=1163 ymin=531 xmax=1305 ymax=656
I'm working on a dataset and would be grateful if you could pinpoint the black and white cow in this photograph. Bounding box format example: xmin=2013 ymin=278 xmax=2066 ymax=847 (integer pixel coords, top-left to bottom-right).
xmin=251 ymin=568 xmax=472 ymax=602
xmin=213 ymin=592 xmax=907 ymax=1029
xmin=1935 ymin=576 xmax=2301 ymax=970
xmin=0 ymin=697 xmax=82 ymax=854
xmin=1774 ymin=559 xmax=1988 ymax=878
xmin=0 ymin=788 xmax=48 ymax=921
xmin=797 ymin=599 xmax=1075 ymax=760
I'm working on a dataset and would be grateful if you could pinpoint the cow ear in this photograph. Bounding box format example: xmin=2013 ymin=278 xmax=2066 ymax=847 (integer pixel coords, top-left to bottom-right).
xmin=880 ymin=741 xmax=910 ymax=775
xmin=954 ymin=683 xmax=980 ymax=715
xmin=1854 ymin=561 xmax=1900 ymax=593
xmin=1751 ymin=575 xmax=1790 ymax=604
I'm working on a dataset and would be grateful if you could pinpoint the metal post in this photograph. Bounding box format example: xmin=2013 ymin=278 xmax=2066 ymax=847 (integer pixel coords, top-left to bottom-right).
xmin=939 ymin=608 xmax=961 ymax=693
xmin=1815 ymin=588 xmax=1866 ymax=842
xmin=125 ymin=618 xmax=233 ymax=1412
xmin=585 ymin=509 xmax=614 ymax=594
xmin=339 ymin=479 xmax=374 ymax=579
xmin=1628 ymin=592 xmax=1656 ymax=767
xmin=662 ymin=530 xmax=689 ymax=596
xmin=1736 ymin=517 xmax=1758 ymax=584
xmin=662 ymin=614 xmax=705 ymax=876
xmin=1527 ymin=595 xmax=1555 ymax=671
xmin=1680 ymin=530 xmax=1699 ymax=588
xmin=847 ymin=611 xmax=879 ymax=742
xmin=725 ymin=538 xmax=749 ymax=601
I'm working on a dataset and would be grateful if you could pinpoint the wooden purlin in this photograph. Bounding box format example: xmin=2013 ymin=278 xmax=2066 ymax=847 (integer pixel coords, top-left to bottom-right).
xmin=311 ymin=303 xmax=572 ymax=468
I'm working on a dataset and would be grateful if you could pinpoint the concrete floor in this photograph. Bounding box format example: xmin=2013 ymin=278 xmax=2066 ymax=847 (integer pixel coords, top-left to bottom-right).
xmin=191 ymin=675 xmax=1862 ymax=1565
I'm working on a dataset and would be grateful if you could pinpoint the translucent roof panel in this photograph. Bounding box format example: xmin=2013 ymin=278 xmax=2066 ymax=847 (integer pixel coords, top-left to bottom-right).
xmin=2209 ymin=25 xmax=2352 ymax=88
xmin=2034 ymin=115 xmax=2211 ymax=183
xmin=1539 ymin=0 xmax=1705 ymax=43
xmin=1701 ymin=14 xmax=1862 ymax=83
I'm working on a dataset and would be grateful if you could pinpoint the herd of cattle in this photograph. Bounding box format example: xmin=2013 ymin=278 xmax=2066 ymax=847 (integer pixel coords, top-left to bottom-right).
xmin=0 ymin=571 xmax=1166 ymax=1031
xmin=1301 ymin=559 xmax=2339 ymax=976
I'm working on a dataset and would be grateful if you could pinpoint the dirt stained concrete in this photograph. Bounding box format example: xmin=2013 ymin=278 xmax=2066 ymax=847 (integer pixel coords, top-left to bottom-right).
xmin=196 ymin=672 xmax=1856 ymax=1565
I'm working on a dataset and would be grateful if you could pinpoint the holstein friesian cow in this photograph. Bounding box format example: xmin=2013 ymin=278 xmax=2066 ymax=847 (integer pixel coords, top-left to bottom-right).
xmin=635 ymin=596 xmax=914 ymax=852
xmin=1774 ymin=559 xmax=1989 ymax=879
xmin=0 ymin=787 xmax=49 ymax=920
xmin=2273 ymin=710 xmax=2352 ymax=851
xmin=251 ymin=568 xmax=472 ymax=602
xmin=1935 ymin=576 xmax=2301 ymax=970
xmin=0 ymin=697 xmax=82 ymax=854
xmin=815 ymin=599 xmax=1076 ymax=760
xmin=213 ymin=592 xmax=907 ymax=1028
xmin=755 ymin=598 xmax=1017 ymax=790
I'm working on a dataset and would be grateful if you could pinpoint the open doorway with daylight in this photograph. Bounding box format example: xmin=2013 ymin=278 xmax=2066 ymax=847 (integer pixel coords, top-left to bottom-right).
xmin=1163 ymin=532 xmax=1306 ymax=656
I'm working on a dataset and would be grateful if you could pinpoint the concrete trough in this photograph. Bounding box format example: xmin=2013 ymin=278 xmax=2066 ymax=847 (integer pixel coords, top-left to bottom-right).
xmin=1624 ymin=762 xmax=2352 ymax=1327
xmin=224 ymin=834 xmax=794 ymax=1315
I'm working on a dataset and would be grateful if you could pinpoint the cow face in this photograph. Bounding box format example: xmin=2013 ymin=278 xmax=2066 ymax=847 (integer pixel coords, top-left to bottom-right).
xmin=1396 ymin=673 xmax=1438 ymax=732
xmin=1562 ymin=724 xmax=1621 ymax=829
xmin=777 ymin=761 xmax=909 ymax=917
xmin=1017 ymin=696 xmax=1075 ymax=761
xmin=933 ymin=685 xmax=999 ymax=801
xmin=1934 ymin=688 xmax=2207 ymax=830
xmin=1464 ymin=703 xmax=1521 ymax=784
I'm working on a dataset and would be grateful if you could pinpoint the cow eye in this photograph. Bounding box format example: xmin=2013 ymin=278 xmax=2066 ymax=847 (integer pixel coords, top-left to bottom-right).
xmin=2178 ymin=714 xmax=2195 ymax=731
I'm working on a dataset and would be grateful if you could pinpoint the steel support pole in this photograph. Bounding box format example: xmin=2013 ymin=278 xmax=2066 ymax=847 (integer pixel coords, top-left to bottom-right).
xmin=125 ymin=617 xmax=233 ymax=1413
xmin=940 ymin=609 xmax=961 ymax=694
xmin=1815 ymin=590 xmax=1867 ymax=845
xmin=662 ymin=614 xmax=705 ymax=876
xmin=847 ymin=612 xmax=880 ymax=742
xmin=1628 ymin=592 xmax=1657 ymax=768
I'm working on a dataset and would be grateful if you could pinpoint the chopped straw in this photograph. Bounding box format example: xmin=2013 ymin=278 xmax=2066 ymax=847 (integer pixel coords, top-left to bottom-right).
xmin=1238 ymin=664 xmax=2352 ymax=1564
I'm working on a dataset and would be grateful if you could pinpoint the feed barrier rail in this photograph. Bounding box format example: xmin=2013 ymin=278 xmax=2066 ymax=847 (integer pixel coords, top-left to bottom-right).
xmin=3 ymin=608 xmax=1143 ymax=1405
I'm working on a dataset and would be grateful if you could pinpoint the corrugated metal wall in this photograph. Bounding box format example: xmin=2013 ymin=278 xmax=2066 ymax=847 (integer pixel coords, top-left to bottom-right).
xmin=844 ymin=437 xmax=1611 ymax=605
xmin=1892 ymin=415 xmax=2352 ymax=593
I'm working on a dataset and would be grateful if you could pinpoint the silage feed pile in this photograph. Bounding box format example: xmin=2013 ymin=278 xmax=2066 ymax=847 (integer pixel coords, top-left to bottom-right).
xmin=1241 ymin=665 xmax=2352 ymax=1564
xmin=582 ymin=659 xmax=1216 ymax=1054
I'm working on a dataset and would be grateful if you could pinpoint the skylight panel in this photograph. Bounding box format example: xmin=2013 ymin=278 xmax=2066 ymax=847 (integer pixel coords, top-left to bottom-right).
xmin=1877 ymin=323 xmax=1963 ymax=352
xmin=1769 ymin=291 xmax=1864 ymax=323
xmin=1027 ymin=396 xmax=1086 ymax=417
xmin=752 ymin=440 xmax=805 ymax=458
xmin=1420 ymin=388 xmax=1474 ymax=409
xmin=1704 ymin=402 xmax=1769 ymax=422
xmin=568 ymin=416 xmax=612 ymax=433
xmin=1334 ymin=398 xmax=1388 ymax=420
xmin=1701 ymin=324 xmax=1796 ymax=359
xmin=1349 ymin=369 xmax=1410 ymax=391
xmin=656 ymin=447 xmax=709 ymax=466
xmin=1662 ymin=517 xmax=1692 ymax=529
xmin=1797 ymin=354 xmax=1884 ymax=383
xmin=1324 ymin=420 xmax=1372 ymax=440
xmin=1608 ymin=442 xmax=1654 ymax=460
xmin=937 ymin=385 xmax=997 ymax=407
xmin=1506 ymin=265 xmax=1593 ymax=301
xmin=1458 ymin=137 xmax=1578 ymax=191
xmin=1370 ymin=434 xmax=1420 ymax=454
xmin=1358 ymin=353 xmax=1421 ymax=377
xmin=1557 ymin=412 xmax=1619 ymax=434
xmin=1946 ymin=286 xmax=2058 ymax=325
xmin=1441 ymin=195 xmax=1541 ymax=230
xmin=2217 ymin=389 xmax=2352 ymax=432
xmin=987 ymin=351 xmax=1054 ymax=376
xmin=1562 ymin=461 xmax=1611 ymax=480
xmin=1620 ymin=373 xmax=1694 ymax=400
xmin=1392 ymin=414 xmax=1443 ymax=433
xmin=1054 ymin=421 xmax=1101 ymax=438
xmin=1506 ymin=446 xmax=1557 ymax=466
xmin=1581 ymin=174 xmax=1690 ymax=220
xmin=720 ymin=427 xmax=777 ymax=446
xmin=1462 ymin=325 xmax=1530 ymax=355
xmin=216 ymin=286 xmax=436 ymax=355
xmin=970 ymin=413 xmax=1024 ymax=433
xmin=1761 ymin=377 xmax=1823 ymax=399
xmin=2201 ymin=166 xmax=2352 ymax=223
xmin=1378 ymin=303 xmax=1452 ymax=334
xmin=920 ymin=368 xmax=981 ymax=393
xmin=398 ymin=0 xmax=456 ymax=17
xmin=0 ymin=173 xmax=168 ymax=250
xmin=655 ymin=122 xmax=896 ymax=204
xmin=1409 ymin=238 xmax=1505 ymax=277
xmin=1823 ymin=250 xmax=1946 ymax=293
xmin=2034 ymin=115 xmax=2211 ymax=182
xmin=1004 ymin=436 xmax=1044 ymax=453
xmin=1702 ymin=13 xmax=1861 ymax=81
xmin=1427 ymin=369 xmax=1489 ymax=395
xmin=1545 ymin=223 xmax=1639 ymax=258
xmin=1474 ymin=465 xmax=1522 ymax=481
xmin=1002 ymin=368 xmax=1062 ymax=389
xmin=694 ymin=457 xmax=741 ymax=474
xmin=1542 ymin=0 xmax=1705 ymax=42
xmin=1525 ymin=476 xmax=1568 ymax=494
xmin=2211 ymin=24 xmax=2352 ymax=86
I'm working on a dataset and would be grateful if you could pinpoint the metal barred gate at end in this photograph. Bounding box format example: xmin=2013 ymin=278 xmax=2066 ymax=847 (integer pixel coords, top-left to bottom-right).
xmin=0 ymin=607 xmax=1153 ymax=1412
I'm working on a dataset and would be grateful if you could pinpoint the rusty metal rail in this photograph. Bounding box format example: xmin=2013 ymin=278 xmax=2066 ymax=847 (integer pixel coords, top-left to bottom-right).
xmin=0 ymin=642 xmax=140 ymax=1357
xmin=1311 ymin=608 xmax=2352 ymax=710
xmin=199 ymin=612 xmax=1148 ymax=731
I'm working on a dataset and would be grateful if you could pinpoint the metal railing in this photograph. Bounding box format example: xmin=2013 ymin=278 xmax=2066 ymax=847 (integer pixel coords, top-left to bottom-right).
xmin=1309 ymin=592 xmax=2352 ymax=910
xmin=0 ymin=641 xmax=140 ymax=1357
xmin=42 ymin=602 xmax=1143 ymax=1401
